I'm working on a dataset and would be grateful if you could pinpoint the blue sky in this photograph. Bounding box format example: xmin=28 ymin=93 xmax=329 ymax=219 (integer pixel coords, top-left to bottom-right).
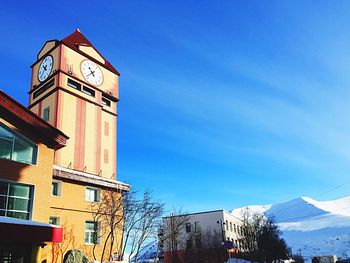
xmin=1 ymin=1 xmax=350 ymax=213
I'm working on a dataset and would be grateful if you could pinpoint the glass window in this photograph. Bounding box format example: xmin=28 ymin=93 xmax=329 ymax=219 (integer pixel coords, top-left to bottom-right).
xmin=43 ymin=107 xmax=50 ymax=121
xmin=0 ymin=122 xmax=38 ymax=165
xmin=33 ymin=79 xmax=55 ymax=99
xmin=67 ymin=78 xmax=81 ymax=90
xmin=186 ymin=239 xmax=192 ymax=249
xmin=49 ymin=216 xmax=60 ymax=226
xmin=102 ymin=97 xmax=111 ymax=107
xmin=85 ymin=221 xmax=99 ymax=244
xmin=52 ymin=180 xmax=61 ymax=196
xmin=230 ymin=222 xmax=233 ymax=232
xmin=0 ymin=181 xmax=32 ymax=220
xmin=85 ymin=187 xmax=99 ymax=202
xmin=225 ymin=220 xmax=228 ymax=231
xmin=185 ymin=222 xmax=191 ymax=233
xmin=0 ymin=125 xmax=14 ymax=160
xmin=194 ymin=222 xmax=200 ymax=232
xmin=82 ymin=86 xmax=95 ymax=97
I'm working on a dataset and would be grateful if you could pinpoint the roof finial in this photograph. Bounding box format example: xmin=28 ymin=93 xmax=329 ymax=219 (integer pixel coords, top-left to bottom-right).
xmin=76 ymin=28 xmax=81 ymax=32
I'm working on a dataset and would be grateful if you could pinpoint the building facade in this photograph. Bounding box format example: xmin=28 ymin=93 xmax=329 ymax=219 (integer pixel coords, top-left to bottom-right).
xmin=30 ymin=30 xmax=129 ymax=262
xmin=0 ymin=30 xmax=130 ymax=262
xmin=0 ymin=90 xmax=67 ymax=262
xmin=162 ymin=210 xmax=243 ymax=263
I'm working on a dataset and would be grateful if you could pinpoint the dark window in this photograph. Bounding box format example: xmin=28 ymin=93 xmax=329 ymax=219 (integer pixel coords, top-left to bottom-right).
xmin=49 ymin=216 xmax=60 ymax=226
xmin=0 ymin=181 xmax=32 ymax=220
xmin=67 ymin=78 xmax=81 ymax=90
xmin=0 ymin=122 xmax=38 ymax=165
xmin=195 ymin=235 xmax=202 ymax=248
xmin=33 ymin=79 xmax=54 ymax=99
xmin=194 ymin=221 xmax=200 ymax=232
xmin=186 ymin=239 xmax=192 ymax=249
xmin=102 ymin=97 xmax=111 ymax=107
xmin=52 ymin=180 xmax=61 ymax=196
xmin=186 ymin=222 xmax=191 ymax=233
xmin=82 ymin=86 xmax=95 ymax=97
xmin=43 ymin=107 xmax=50 ymax=121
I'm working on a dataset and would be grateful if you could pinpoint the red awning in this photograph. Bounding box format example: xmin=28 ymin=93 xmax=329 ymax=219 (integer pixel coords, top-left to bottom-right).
xmin=0 ymin=216 xmax=62 ymax=243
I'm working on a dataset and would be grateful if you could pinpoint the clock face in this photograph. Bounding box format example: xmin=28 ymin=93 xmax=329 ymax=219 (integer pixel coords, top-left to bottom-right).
xmin=38 ymin=55 xmax=53 ymax=82
xmin=80 ymin=60 xmax=103 ymax=86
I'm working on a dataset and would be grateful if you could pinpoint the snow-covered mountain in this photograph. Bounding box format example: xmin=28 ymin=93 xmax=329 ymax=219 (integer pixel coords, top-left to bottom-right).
xmin=231 ymin=196 xmax=350 ymax=261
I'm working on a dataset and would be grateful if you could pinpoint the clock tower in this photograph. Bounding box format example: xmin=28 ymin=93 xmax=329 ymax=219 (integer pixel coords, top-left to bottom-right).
xmin=29 ymin=29 xmax=119 ymax=179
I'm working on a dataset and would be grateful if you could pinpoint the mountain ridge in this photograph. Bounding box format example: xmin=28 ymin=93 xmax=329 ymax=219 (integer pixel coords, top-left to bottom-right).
xmin=231 ymin=196 xmax=350 ymax=260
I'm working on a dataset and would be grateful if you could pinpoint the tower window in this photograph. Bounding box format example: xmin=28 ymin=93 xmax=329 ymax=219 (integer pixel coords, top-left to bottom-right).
xmin=33 ymin=79 xmax=54 ymax=99
xmin=102 ymin=97 xmax=111 ymax=107
xmin=82 ymin=86 xmax=95 ymax=97
xmin=43 ymin=107 xmax=50 ymax=121
xmin=67 ymin=78 xmax=81 ymax=90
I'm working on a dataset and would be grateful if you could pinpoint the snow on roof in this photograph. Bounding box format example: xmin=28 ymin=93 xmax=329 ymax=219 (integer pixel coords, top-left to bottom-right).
xmin=0 ymin=216 xmax=59 ymax=228
xmin=53 ymin=165 xmax=130 ymax=191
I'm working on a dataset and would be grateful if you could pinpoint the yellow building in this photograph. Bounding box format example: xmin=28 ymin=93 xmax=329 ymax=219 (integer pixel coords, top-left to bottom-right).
xmin=28 ymin=29 xmax=130 ymax=262
xmin=0 ymin=90 xmax=67 ymax=262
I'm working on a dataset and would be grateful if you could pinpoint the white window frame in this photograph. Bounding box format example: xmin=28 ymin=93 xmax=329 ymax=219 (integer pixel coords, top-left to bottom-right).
xmin=85 ymin=186 xmax=100 ymax=202
xmin=85 ymin=221 xmax=100 ymax=245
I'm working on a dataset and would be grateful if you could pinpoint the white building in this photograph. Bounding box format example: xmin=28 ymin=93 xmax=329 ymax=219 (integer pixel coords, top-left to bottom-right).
xmin=162 ymin=209 xmax=244 ymax=252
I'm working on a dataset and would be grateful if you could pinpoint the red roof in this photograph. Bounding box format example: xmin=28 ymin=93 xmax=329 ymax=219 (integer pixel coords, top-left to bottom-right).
xmin=61 ymin=29 xmax=120 ymax=76
xmin=0 ymin=90 xmax=68 ymax=149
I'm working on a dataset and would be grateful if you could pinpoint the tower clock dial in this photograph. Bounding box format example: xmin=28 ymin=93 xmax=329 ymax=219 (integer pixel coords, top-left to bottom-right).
xmin=80 ymin=60 xmax=103 ymax=86
xmin=38 ymin=55 xmax=53 ymax=82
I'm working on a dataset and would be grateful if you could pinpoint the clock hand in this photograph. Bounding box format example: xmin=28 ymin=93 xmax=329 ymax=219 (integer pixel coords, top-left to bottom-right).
xmin=86 ymin=71 xmax=96 ymax=77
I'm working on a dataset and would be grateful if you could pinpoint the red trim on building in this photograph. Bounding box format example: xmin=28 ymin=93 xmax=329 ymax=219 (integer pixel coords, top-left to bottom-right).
xmin=0 ymin=90 xmax=68 ymax=149
xmin=0 ymin=219 xmax=62 ymax=243
xmin=113 ymin=120 xmax=117 ymax=179
xmin=104 ymin=149 xmax=109 ymax=164
xmin=104 ymin=121 xmax=109 ymax=136
xmin=61 ymin=30 xmax=120 ymax=76
xmin=74 ymin=99 xmax=86 ymax=170
xmin=38 ymin=102 xmax=42 ymax=118
xmin=96 ymin=107 xmax=102 ymax=174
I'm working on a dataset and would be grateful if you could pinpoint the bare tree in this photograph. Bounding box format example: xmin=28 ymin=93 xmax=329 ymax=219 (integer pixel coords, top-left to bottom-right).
xmin=91 ymin=188 xmax=164 ymax=263
xmin=91 ymin=187 xmax=124 ymax=262
xmin=51 ymin=220 xmax=77 ymax=263
xmin=185 ymin=228 xmax=227 ymax=263
xmin=162 ymin=209 xmax=190 ymax=263
xmin=127 ymin=191 xmax=164 ymax=262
